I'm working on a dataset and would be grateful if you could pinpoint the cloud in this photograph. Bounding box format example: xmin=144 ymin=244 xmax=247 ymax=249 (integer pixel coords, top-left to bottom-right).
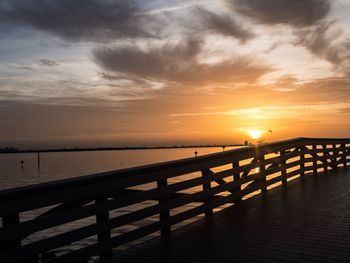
xmin=232 ymin=0 xmax=350 ymax=74
xmin=194 ymin=8 xmax=255 ymax=42
xmin=8 ymin=63 xmax=35 ymax=71
xmin=0 ymin=0 xmax=149 ymax=41
xmin=168 ymin=104 xmax=343 ymax=119
xmin=296 ymin=22 xmax=340 ymax=61
xmin=39 ymin=58 xmax=59 ymax=67
xmin=271 ymin=75 xmax=299 ymax=92
xmin=94 ymin=38 xmax=202 ymax=81
xmin=0 ymin=75 xmax=148 ymax=106
xmin=3 ymin=75 xmax=350 ymax=147
xmin=93 ymin=38 xmax=273 ymax=85
xmin=232 ymin=0 xmax=330 ymax=27
xmin=295 ymin=22 xmax=350 ymax=74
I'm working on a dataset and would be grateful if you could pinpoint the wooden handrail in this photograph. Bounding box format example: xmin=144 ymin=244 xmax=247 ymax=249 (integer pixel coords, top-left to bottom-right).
xmin=0 ymin=137 xmax=305 ymax=199
xmin=0 ymin=137 xmax=349 ymax=262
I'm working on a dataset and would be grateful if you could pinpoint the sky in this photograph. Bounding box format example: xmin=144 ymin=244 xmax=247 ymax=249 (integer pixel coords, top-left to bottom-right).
xmin=1 ymin=0 xmax=350 ymax=148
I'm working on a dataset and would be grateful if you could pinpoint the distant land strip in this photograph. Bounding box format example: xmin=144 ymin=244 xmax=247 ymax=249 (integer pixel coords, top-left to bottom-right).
xmin=0 ymin=144 xmax=247 ymax=154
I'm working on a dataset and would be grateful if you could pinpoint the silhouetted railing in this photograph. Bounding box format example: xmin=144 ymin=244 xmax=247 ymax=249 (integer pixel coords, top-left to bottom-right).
xmin=0 ymin=138 xmax=349 ymax=262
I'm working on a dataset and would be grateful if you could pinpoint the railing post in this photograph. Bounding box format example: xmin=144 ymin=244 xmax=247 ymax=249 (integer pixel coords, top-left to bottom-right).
xmin=280 ymin=150 xmax=287 ymax=186
xmin=332 ymin=144 xmax=338 ymax=169
xmin=323 ymin=145 xmax=328 ymax=173
xmin=1 ymin=214 xmax=21 ymax=255
xmin=95 ymin=197 xmax=112 ymax=260
xmin=342 ymin=144 xmax=347 ymax=169
xmin=330 ymin=144 xmax=337 ymax=169
xmin=232 ymin=161 xmax=241 ymax=202
xmin=201 ymin=170 xmax=213 ymax=218
xmin=313 ymin=145 xmax=317 ymax=175
xmin=300 ymin=147 xmax=305 ymax=178
xmin=157 ymin=178 xmax=171 ymax=235
xmin=258 ymin=151 xmax=267 ymax=194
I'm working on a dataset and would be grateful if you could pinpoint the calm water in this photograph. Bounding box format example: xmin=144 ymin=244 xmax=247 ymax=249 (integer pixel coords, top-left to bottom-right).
xmin=3 ymin=147 xmax=263 ymax=260
xmin=1 ymin=147 xmax=241 ymax=260
xmin=0 ymin=147 xmax=237 ymax=190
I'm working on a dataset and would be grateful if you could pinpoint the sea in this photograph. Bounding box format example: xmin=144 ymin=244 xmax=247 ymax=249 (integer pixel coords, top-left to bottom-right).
xmin=0 ymin=147 xmax=238 ymax=190
xmin=0 ymin=147 xmax=243 ymax=261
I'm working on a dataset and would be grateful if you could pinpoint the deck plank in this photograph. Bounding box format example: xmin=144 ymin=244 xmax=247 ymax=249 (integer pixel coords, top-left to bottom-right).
xmin=112 ymin=169 xmax=350 ymax=262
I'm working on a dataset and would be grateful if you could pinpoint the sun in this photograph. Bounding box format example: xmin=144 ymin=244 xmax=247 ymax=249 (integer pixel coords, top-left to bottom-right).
xmin=248 ymin=129 xmax=263 ymax=140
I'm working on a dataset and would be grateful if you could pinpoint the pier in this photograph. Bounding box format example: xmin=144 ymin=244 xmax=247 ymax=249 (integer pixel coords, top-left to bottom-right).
xmin=1 ymin=137 xmax=350 ymax=262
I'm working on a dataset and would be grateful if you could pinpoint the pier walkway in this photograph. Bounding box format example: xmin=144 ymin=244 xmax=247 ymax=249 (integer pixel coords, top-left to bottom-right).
xmin=1 ymin=138 xmax=350 ymax=262
xmin=113 ymin=168 xmax=350 ymax=262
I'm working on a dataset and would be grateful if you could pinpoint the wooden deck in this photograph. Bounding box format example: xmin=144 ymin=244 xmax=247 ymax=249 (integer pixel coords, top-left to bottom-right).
xmin=113 ymin=168 xmax=350 ymax=262
xmin=2 ymin=138 xmax=350 ymax=262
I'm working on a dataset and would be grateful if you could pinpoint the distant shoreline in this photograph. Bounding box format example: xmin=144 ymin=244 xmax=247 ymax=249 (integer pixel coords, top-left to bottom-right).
xmin=0 ymin=144 xmax=247 ymax=154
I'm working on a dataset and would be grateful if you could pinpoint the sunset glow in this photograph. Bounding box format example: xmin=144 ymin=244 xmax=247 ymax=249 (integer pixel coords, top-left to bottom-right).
xmin=248 ymin=130 xmax=263 ymax=140
xmin=1 ymin=0 xmax=350 ymax=149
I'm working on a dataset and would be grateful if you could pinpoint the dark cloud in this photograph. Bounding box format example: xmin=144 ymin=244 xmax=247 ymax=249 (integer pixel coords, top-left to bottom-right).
xmin=231 ymin=0 xmax=350 ymax=74
xmin=93 ymin=38 xmax=272 ymax=85
xmin=340 ymin=108 xmax=350 ymax=114
xmin=194 ymin=8 xmax=255 ymax=42
xmin=0 ymin=0 xmax=149 ymax=41
xmin=296 ymin=22 xmax=340 ymax=62
xmin=8 ymin=64 xmax=35 ymax=71
xmin=232 ymin=0 xmax=330 ymax=27
xmin=296 ymin=22 xmax=350 ymax=74
xmin=93 ymin=38 xmax=201 ymax=81
xmin=39 ymin=58 xmax=59 ymax=67
xmin=290 ymin=77 xmax=350 ymax=104
xmin=98 ymin=72 xmax=161 ymax=91
xmin=0 ymin=74 xmax=156 ymax=107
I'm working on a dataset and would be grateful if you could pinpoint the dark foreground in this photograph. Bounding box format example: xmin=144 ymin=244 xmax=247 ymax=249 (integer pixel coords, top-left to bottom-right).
xmin=113 ymin=169 xmax=350 ymax=262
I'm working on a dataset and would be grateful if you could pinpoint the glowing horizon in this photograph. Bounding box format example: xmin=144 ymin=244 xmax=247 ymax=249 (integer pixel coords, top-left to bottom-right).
xmin=248 ymin=130 xmax=264 ymax=140
xmin=1 ymin=0 xmax=350 ymax=148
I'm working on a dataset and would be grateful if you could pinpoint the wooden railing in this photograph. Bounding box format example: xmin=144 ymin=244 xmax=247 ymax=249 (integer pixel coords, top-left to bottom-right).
xmin=0 ymin=137 xmax=349 ymax=262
